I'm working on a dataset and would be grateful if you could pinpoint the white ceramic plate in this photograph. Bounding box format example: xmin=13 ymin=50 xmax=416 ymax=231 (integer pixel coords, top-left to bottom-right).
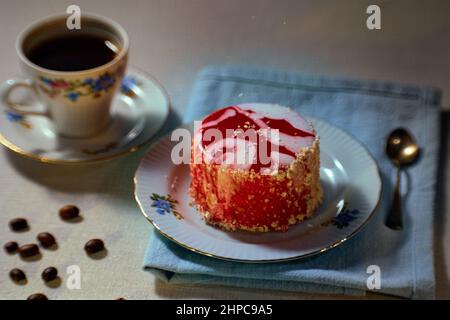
xmin=134 ymin=115 xmax=382 ymax=262
xmin=0 ymin=67 xmax=169 ymax=164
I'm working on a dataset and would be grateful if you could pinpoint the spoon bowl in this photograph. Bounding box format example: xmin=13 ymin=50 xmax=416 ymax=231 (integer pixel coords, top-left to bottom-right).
xmin=386 ymin=128 xmax=420 ymax=167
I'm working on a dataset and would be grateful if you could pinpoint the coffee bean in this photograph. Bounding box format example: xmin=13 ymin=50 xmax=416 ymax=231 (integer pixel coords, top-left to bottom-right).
xmin=116 ymin=297 xmax=126 ymax=300
xmin=9 ymin=268 xmax=26 ymax=282
xmin=18 ymin=244 xmax=40 ymax=258
xmin=37 ymin=232 xmax=56 ymax=248
xmin=84 ymin=239 xmax=104 ymax=254
xmin=9 ymin=218 xmax=29 ymax=231
xmin=59 ymin=205 xmax=80 ymax=220
xmin=4 ymin=241 xmax=19 ymax=254
xmin=27 ymin=293 xmax=48 ymax=300
xmin=41 ymin=267 xmax=58 ymax=282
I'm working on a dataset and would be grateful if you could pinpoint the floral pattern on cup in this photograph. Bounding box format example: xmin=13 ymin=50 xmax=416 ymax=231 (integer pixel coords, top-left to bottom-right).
xmin=38 ymin=71 xmax=117 ymax=102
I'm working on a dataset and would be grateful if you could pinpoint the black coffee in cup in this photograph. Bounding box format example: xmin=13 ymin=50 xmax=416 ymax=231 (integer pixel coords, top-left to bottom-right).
xmin=27 ymin=33 xmax=120 ymax=72
xmin=7 ymin=13 xmax=129 ymax=137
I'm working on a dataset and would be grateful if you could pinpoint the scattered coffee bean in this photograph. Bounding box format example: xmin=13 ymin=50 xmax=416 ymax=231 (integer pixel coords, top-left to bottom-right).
xmin=9 ymin=268 xmax=26 ymax=282
xmin=9 ymin=218 xmax=29 ymax=231
xmin=84 ymin=239 xmax=105 ymax=254
xmin=37 ymin=232 xmax=56 ymax=248
xmin=59 ymin=205 xmax=80 ymax=220
xmin=4 ymin=241 xmax=19 ymax=254
xmin=27 ymin=293 xmax=48 ymax=300
xmin=116 ymin=297 xmax=126 ymax=300
xmin=18 ymin=244 xmax=40 ymax=258
xmin=41 ymin=267 xmax=58 ymax=282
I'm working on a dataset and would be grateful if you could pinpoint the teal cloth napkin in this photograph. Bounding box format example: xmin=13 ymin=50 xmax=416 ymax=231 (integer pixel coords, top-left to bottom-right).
xmin=144 ymin=66 xmax=441 ymax=299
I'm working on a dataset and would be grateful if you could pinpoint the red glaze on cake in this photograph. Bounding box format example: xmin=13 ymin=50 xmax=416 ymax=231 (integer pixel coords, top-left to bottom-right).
xmin=190 ymin=103 xmax=322 ymax=232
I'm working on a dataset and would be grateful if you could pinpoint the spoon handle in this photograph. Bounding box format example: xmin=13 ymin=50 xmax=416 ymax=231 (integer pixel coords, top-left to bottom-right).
xmin=386 ymin=167 xmax=403 ymax=230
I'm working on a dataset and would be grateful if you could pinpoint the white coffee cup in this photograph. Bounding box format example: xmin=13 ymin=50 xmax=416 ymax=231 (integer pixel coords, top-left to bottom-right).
xmin=3 ymin=13 xmax=129 ymax=138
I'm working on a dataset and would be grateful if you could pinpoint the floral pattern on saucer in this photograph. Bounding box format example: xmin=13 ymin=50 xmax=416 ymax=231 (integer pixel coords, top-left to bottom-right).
xmin=4 ymin=111 xmax=32 ymax=129
xmin=121 ymin=76 xmax=141 ymax=98
xmin=321 ymin=204 xmax=360 ymax=229
xmin=151 ymin=193 xmax=182 ymax=220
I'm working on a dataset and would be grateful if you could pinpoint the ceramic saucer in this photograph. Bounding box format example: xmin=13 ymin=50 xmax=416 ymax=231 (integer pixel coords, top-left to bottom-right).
xmin=0 ymin=67 xmax=169 ymax=164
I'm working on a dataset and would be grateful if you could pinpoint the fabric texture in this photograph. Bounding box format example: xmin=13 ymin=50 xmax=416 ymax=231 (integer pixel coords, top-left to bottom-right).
xmin=144 ymin=65 xmax=441 ymax=299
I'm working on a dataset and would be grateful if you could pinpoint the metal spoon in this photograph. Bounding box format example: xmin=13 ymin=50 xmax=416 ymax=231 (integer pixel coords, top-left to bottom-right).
xmin=385 ymin=128 xmax=420 ymax=230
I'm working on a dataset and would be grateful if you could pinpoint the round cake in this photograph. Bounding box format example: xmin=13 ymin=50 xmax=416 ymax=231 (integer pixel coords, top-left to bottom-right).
xmin=189 ymin=103 xmax=322 ymax=232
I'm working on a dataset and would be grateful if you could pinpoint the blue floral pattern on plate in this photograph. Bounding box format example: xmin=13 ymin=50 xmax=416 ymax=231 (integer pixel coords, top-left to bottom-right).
xmin=322 ymin=203 xmax=360 ymax=229
xmin=150 ymin=193 xmax=182 ymax=220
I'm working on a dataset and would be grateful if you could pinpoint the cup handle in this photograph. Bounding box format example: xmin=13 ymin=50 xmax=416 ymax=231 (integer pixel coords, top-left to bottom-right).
xmin=2 ymin=78 xmax=49 ymax=117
